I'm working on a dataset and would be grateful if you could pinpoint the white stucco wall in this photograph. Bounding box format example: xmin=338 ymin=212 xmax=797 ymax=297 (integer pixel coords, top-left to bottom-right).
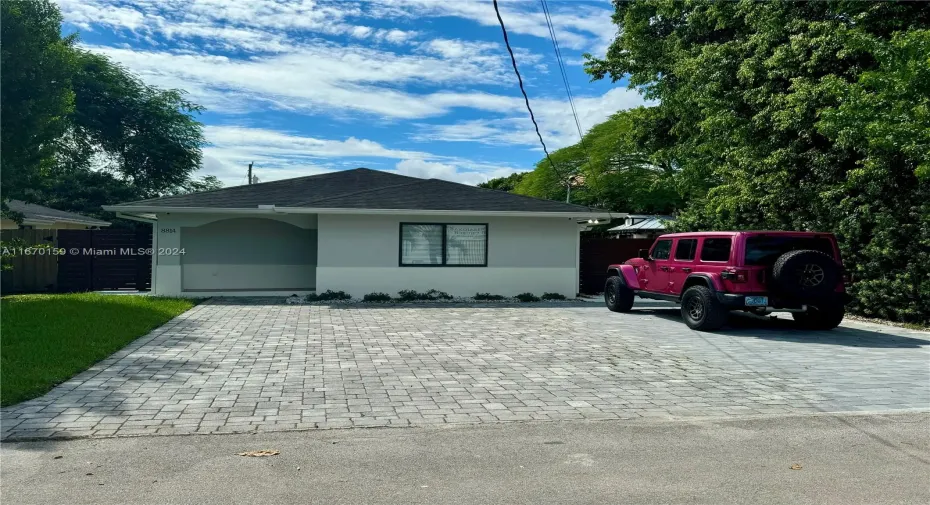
xmin=150 ymin=212 xmax=580 ymax=297
xmin=152 ymin=213 xmax=317 ymax=295
xmin=316 ymin=214 xmax=579 ymax=298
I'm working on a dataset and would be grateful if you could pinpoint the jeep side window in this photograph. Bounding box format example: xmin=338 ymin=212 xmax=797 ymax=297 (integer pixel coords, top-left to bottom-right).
xmin=700 ymin=238 xmax=732 ymax=262
xmin=651 ymin=239 xmax=672 ymax=260
xmin=674 ymin=239 xmax=698 ymax=261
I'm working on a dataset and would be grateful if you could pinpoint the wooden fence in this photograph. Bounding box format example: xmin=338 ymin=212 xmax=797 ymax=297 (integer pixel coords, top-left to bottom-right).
xmin=1 ymin=229 xmax=60 ymax=293
xmin=1 ymin=228 xmax=152 ymax=294
xmin=579 ymin=237 xmax=654 ymax=295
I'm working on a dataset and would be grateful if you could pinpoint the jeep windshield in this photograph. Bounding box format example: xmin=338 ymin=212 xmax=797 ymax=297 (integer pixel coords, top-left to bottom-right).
xmin=744 ymin=236 xmax=835 ymax=266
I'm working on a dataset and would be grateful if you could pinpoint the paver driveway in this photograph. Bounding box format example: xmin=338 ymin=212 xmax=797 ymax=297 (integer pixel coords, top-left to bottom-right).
xmin=2 ymin=299 xmax=928 ymax=440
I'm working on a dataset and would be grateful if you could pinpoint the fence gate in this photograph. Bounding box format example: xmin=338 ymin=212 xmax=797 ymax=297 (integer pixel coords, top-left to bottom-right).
xmin=57 ymin=228 xmax=152 ymax=292
xmin=578 ymin=237 xmax=654 ymax=295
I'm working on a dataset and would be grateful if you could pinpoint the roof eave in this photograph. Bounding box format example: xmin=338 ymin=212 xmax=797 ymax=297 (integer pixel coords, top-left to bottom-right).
xmin=102 ymin=205 xmax=611 ymax=219
xmin=22 ymin=216 xmax=110 ymax=227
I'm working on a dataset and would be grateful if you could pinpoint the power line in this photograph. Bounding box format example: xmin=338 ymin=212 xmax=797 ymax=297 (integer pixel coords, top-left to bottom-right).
xmin=491 ymin=0 xmax=567 ymax=189
xmin=538 ymin=0 xmax=613 ymax=217
xmin=539 ymin=0 xmax=587 ymax=151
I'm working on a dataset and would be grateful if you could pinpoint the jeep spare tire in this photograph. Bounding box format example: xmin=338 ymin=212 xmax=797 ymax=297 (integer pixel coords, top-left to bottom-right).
xmin=771 ymin=249 xmax=839 ymax=297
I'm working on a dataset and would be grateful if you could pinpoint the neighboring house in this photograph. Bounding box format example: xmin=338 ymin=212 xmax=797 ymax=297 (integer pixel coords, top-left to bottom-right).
xmin=0 ymin=200 xmax=111 ymax=230
xmin=104 ymin=168 xmax=608 ymax=297
xmin=607 ymin=215 xmax=674 ymax=239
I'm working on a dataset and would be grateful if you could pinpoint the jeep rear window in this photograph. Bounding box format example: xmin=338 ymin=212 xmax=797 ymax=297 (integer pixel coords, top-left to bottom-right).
xmin=744 ymin=236 xmax=835 ymax=266
xmin=700 ymin=238 xmax=732 ymax=262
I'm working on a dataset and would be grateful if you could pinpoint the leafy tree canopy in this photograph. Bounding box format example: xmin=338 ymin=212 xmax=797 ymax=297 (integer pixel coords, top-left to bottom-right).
xmin=477 ymin=172 xmax=527 ymax=192
xmin=1 ymin=0 xmax=215 ymax=223
xmin=498 ymin=107 xmax=687 ymax=215
xmin=0 ymin=0 xmax=76 ymax=218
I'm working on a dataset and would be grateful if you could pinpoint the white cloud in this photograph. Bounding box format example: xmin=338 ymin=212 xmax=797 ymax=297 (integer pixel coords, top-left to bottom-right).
xmin=368 ymin=0 xmax=617 ymax=52
xmin=198 ymin=125 xmax=524 ymax=186
xmin=82 ymin=43 xmax=532 ymax=118
xmin=57 ymin=0 xmax=413 ymax=53
xmin=205 ymin=125 xmax=429 ymax=160
xmin=415 ymin=88 xmax=653 ymax=148
xmin=57 ymin=0 xmax=151 ymax=31
xmin=392 ymin=159 xmax=518 ymax=185
xmin=380 ymin=29 xmax=418 ymax=44
xmin=59 ymin=0 xmax=617 ymax=56
xmin=350 ymin=25 xmax=374 ymax=39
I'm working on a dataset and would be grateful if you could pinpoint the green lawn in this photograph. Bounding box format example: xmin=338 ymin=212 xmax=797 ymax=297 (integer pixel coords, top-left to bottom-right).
xmin=1 ymin=293 xmax=195 ymax=406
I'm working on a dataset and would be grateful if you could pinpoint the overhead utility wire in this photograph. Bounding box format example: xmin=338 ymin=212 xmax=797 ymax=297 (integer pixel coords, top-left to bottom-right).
xmin=539 ymin=0 xmax=587 ymax=152
xmin=538 ymin=0 xmax=609 ymax=220
xmin=491 ymin=0 xmax=568 ymax=194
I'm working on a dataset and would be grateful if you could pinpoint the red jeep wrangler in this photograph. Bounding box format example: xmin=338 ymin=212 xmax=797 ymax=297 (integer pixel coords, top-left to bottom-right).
xmin=604 ymin=232 xmax=849 ymax=331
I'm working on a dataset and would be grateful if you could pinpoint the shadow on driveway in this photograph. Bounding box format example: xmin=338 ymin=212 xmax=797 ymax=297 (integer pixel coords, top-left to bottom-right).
xmin=635 ymin=308 xmax=930 ymax=349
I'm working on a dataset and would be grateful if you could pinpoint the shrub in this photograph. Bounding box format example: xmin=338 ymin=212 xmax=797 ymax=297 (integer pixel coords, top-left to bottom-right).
xmin=395 ymin=289 xmax=455 ymax=301
xmin=541 ymin=292 xmax=566 ymax=301
xmin=474 ymin=292 xmax=506 ymax=301
xmin=514 ymin=292 xmax=540 ymax=302
xmin=395 ymin=289 xmax=425 ymax=301
xmin=306 ymin=290 xmax=351 ymax=302
xmin=362 ymin=292 xmax=392 ymax=302
xmin=426 ymin=289 xmax=453 ymax=300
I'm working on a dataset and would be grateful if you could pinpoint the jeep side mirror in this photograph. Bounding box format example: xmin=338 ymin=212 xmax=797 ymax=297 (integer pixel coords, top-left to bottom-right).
xmin=638 ymin=249 xmax=651 ymax=260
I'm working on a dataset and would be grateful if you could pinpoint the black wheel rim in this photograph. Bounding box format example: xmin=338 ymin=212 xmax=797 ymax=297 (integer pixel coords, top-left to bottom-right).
xmin=606 ymin=286 xmax=616 ymax=305
xmin=797 ymin=263 xmax=825 ymax=288
xmin=686 ymin=297 xmax=704 ymax=321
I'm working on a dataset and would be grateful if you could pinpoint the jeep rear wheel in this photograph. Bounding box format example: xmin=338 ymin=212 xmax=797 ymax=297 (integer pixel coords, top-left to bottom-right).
xmin=680 ymin=285 xmax=728 ymax=331
xmin=792 ymin=304 xmax=845 ymax=330
xmin=772 ymin=250 xmax=839 ymax=298
xmin=604 ymin=276 xmax=634 ymax=312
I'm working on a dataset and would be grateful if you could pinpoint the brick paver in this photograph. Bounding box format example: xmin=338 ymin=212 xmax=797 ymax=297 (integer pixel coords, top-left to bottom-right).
xmin=2 ymin=299 xmax=928 ymax=440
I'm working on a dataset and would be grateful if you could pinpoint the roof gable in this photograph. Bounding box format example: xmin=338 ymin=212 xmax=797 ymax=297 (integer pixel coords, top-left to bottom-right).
xmin=111 ymin=168 xmax=598 ymax=214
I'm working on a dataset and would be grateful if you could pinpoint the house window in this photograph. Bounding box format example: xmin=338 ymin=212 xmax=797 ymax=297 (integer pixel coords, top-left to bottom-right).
xmin=400 ymin=223 xmax=488 ymax=266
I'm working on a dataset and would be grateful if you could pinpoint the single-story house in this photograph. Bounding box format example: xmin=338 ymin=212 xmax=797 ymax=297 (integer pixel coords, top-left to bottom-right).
xmin=607 ymin=214 xmax=673 ymax=239
xmin=104 ymin=168 xmax=608 ymax=298
xmin=0 ymin=200 xmax=111 ymax=230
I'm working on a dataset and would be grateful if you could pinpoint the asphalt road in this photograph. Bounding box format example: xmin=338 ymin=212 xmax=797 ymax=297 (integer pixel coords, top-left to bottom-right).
xmin=2 ymin=412 xmax=928 ymax=505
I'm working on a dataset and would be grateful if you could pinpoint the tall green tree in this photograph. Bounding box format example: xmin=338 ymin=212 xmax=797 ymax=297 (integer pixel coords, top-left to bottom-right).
xmin=0 ymin=0 xmax=77 ymax=213
xmin=1 ymin=0 xmax=210 ymax=222
xmin=64 ymin=51 xmax=206 ymax=196
xmin=586 ymin=0 xmax=930 ymax=323
xmin=510 ymin=107 xmax=686 ymax=214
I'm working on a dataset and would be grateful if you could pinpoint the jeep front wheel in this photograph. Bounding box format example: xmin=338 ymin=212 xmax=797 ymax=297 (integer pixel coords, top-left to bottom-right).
xmin=680 ymin=286 xmax=728 ymax=331
xmin=792 ymin=304 xmax=845 ymax=330
xmin=604 ymin=276 xmax=634 ymax=312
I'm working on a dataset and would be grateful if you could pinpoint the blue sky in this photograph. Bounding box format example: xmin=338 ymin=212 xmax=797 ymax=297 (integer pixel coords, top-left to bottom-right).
xmin=57 ymin=0 xmax=646 ymax=186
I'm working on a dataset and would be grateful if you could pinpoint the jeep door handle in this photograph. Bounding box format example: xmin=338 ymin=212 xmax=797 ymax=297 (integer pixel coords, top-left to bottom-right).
xmin=659 ymin=266 xmax=669 ymax=271
xmin=682 ymin=267 xmax=692 ymax=273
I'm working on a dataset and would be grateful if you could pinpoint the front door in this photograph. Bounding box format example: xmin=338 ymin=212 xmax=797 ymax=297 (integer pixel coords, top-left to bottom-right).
xmin=639 ymin=238 xmax=672 ymax=293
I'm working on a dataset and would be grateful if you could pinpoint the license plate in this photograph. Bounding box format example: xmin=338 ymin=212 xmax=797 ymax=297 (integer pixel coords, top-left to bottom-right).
xmin=745 ymin=296 xmax=768 ymax=307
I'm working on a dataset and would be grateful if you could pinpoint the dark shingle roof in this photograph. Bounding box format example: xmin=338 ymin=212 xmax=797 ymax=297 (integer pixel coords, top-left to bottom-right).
xmin=7 ymin=200 xmax=110 ymax=226
xmin=111 ymin=168 xmax=598 ymax=214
